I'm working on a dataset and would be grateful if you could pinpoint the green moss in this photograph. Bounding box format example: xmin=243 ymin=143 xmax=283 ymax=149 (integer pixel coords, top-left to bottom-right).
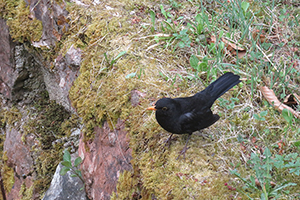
xmin=1 ymin=152 xmax=15 ymax=194
xmin=19 ymin=182 xmax=34 ymax=200
xmin=111 ymin=170 xmax=148 ymax=200
xmin=2 ymin=107 xmax=22 ymax=127
xmin=20 ymin=92 xmax=75 ymax=198
xmin=0 ymin=0 xmax=43 ymax=43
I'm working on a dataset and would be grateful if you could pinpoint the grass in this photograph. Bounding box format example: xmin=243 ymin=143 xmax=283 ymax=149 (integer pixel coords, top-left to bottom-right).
xmin=1 ymin=0 xmax=300 ymax=199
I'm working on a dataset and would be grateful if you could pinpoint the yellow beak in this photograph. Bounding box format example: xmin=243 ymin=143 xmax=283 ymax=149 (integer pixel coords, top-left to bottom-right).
xmin=147 ymin=106 xmax=156 ymax=111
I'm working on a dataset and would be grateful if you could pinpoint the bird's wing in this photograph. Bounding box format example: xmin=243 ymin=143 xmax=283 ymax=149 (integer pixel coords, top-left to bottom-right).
xmin=179 ymin=107 xmax=209 ymax=123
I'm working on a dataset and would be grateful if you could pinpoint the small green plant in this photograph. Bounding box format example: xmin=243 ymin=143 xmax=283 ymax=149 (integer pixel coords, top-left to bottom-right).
xmin=218 ymin=97 xmax=239 ymax=110
xmin=168 ymin=0 xmax=181 ymax=9
xmin=150 ymin=10 xmax=156 ymax=32
xmin=189 ymin=55 xmax=208 ymax=73
xmin=126 ymin=68 xmax=145 ymax=79
xmin=241 ymin=1 xmax=250 ymax=17
xmin=60 ymin=150 xmax=84 ymax=187
xmin=231 ymin=147 xmax=298 ymax=199
xmin=282 ymin=108 xmax=294 ymax=126
xmin=253 ymin=110 xmax=268 ymax=121
xmin=104 ymin=51 xmax=126 ymax=68
xmin=173 ymin=29 xmax=191 ymax=48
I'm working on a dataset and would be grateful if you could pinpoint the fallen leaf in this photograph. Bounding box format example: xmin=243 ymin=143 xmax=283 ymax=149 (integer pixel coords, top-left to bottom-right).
xmin=252 ymin=29 xmax=268 ymax=43
xmin=221 ymin=37 xmax=245 ymax=51
xmin=260 ymin=86 xmax=300 ymax=119
xmin=208 ymin=35 xmax=246 ymax=58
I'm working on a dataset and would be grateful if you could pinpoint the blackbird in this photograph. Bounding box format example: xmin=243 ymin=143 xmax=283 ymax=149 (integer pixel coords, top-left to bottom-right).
xmin=147 ymin=72 xmax=241 ymax=159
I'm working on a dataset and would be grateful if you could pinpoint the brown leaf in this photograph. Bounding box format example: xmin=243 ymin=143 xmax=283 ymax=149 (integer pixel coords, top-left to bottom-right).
xmin=252 ymin=29 xmax=268 ymax=43
xmin=260 ymin=86 xmax=300 ymax=119
xmin=208 ymin=35 xmax=246 ymax=58
xmin=221 ymin=38 xmax=245 ymax=51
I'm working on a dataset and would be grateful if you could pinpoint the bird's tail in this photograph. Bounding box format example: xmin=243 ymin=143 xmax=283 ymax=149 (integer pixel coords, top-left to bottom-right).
xmin=197 ymin=72 xmax=241 ymax=105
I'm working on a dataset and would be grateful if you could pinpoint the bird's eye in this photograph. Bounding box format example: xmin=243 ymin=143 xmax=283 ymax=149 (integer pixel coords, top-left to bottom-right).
xmin=162 ymin=107 xmax=168 ymax=111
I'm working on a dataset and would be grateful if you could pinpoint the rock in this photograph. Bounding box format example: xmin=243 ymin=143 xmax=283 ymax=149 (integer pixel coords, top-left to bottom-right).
xmin=43 ymin=152 xmax=87 ymax=200
xmin=3 ymin=128 xmax=36 ymax=200
xmin=78 ymin=119 xmax=132 ymax=200
xmin=42 ymin=45 xmax=81 ymax=112
xmin=0 ymin=0 xmax=76 ymax=111
xmin=0 ymin=18 xmax=46 ymax=103
xmin=130 ymin=89 xmax=146 ymax=107
xmin=28 ymin=0 xmax=69 ymax=48
xmin=0 ymin=18 xmax=17 ymax=100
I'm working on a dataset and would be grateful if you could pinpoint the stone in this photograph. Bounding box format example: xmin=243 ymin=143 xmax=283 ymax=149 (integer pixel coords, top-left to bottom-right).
xmin=78 ymin=119 xmax=132 ymax=200
xmin=3 ymin=128 xmax=36 ymax=200
xmin=28 ymin=0 xmax=70 ymax=48
xmin=43 ymin=153 xmax=87 ymax=200
xmin=0 ymin=18 xmax=46 ymax=103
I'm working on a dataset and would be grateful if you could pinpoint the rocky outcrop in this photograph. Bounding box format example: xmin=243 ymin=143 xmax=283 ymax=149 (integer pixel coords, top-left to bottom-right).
xmin=0 ymin=18 xmax=45 ymax=103
xmin=42 ymin=45 xmax=81 ymax=112
xmin=28 ymin=0 xmax=69 ymax=48
xmin=78 ymin=119 xmax=132 ymax=200
xmin=0 ymin=18 xmax=15 ymax=100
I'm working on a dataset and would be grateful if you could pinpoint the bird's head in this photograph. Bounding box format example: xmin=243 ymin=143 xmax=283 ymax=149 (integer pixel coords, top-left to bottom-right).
xmin=147 ymin=98 xmax=177 ymax=116
xmin=147 ymin=98 xmax=182 ymax=133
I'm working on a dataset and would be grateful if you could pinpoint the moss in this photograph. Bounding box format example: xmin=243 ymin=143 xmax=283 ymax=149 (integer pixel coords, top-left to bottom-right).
xmin=20 ymin=92 xmax=75 ymax=198
xmin=19 ymin=182 xmax=34 ymax=200
xmin=0 ymin=0 xmax=43 ymax=43
xmin=111 ymin=170 xmax=147 ymax=200
xmin=2 ymin=107 xmax=22 ymax=127
xmin=60 ymin=114 xmax=81 ymax=137
xmin=1 ymin=152 xmax=15 ymax=194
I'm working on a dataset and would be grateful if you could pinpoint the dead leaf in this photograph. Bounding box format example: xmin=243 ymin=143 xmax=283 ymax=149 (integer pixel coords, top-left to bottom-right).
xmin=252 ymin=29 xmax=267 ymax=43
xmin=208 ymin=35 xmax=246 ymax=59
xmin=251 ymin=137 xmax=256 ymax=143
xmin=260 ymin=86 xmax=300 ymax=119
xmin=221 ymin=38 xmax=245 ymax=51
xmin=52 ymin=29 xmax=61 ymax=41
xmin=57 ymin=15 xmax=67 ymax=25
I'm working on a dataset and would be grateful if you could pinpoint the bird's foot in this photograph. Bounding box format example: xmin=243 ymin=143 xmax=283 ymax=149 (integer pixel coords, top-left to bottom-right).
xmin=176 ymin=146 xmax=190 ymax=160
xmin=164 ymin=134 xmax=174 ymax=148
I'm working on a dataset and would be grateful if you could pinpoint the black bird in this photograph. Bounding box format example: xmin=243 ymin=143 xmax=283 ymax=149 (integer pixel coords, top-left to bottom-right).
xmin=147 ymin=72 xmax=241 ymax=159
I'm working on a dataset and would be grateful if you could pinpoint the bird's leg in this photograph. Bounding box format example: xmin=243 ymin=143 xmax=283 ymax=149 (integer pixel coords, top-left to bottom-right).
xmin=176 ymin=134 xmax=192 ymax=160
xmin=164 ymin=133 xmax=173 ymax=148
